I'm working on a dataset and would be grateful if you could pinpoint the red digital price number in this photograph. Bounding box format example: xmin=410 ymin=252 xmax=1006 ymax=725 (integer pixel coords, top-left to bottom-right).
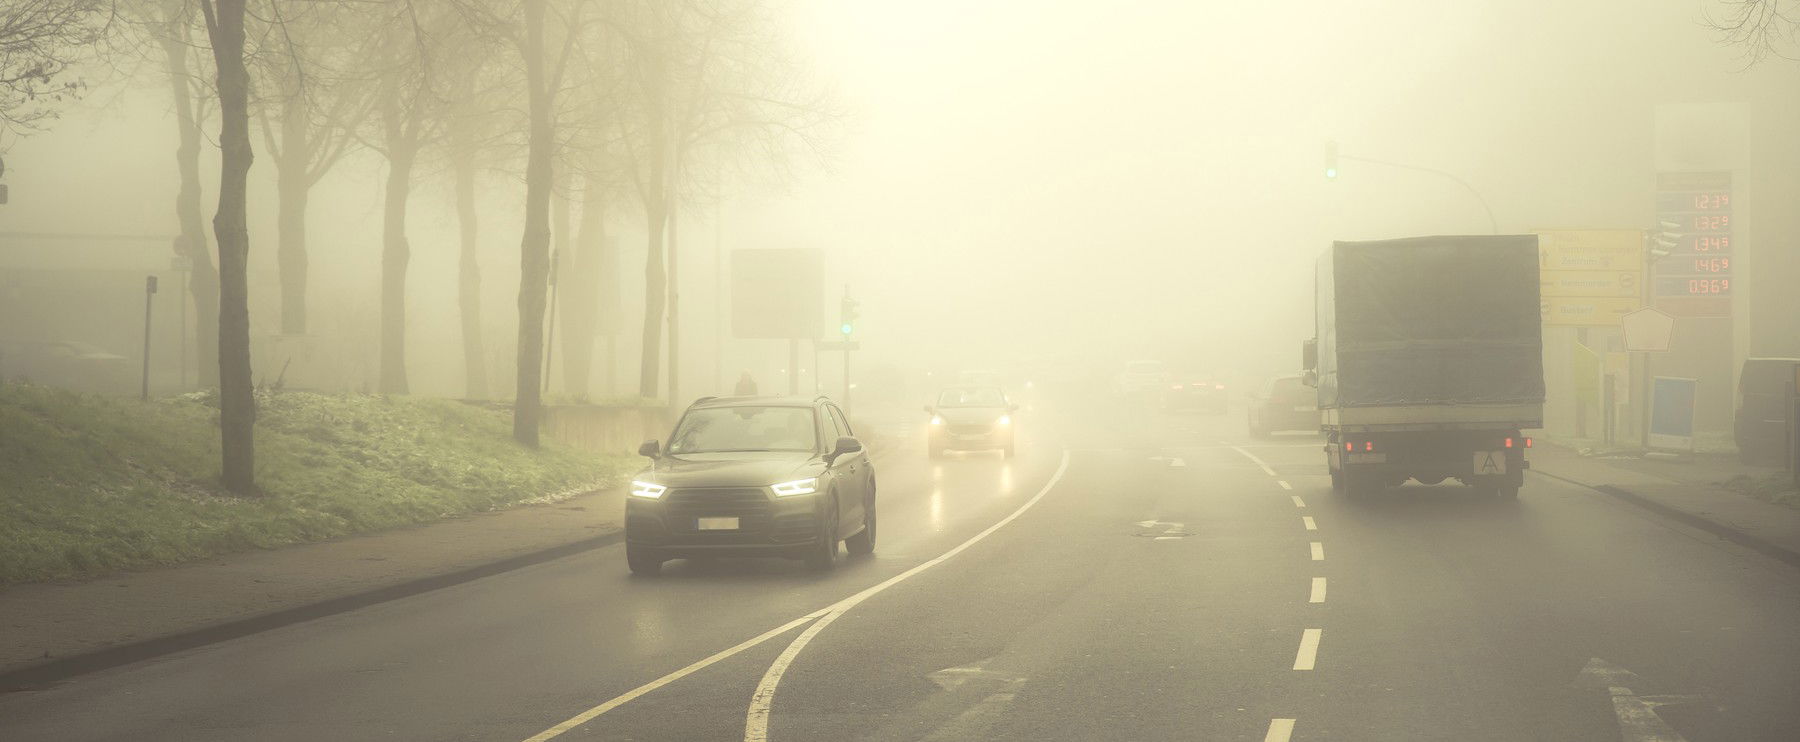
xmin=1687 ymin=278 xmax=1731 ymax=294
xmin=1691 ymin=192 xmax=1730 ymax=210
xmin=1691 ymin=235 xmax=1730 ymax=252
xmin=1690 ymin=214 xmax=1731 ymax=232
xmin=1689 ymin=257 xmax=1730 ymax=273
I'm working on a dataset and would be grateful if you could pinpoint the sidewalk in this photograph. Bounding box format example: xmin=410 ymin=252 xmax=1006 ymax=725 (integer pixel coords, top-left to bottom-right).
xmin=0 ymin=486 xmax=626 ymax=685
xmin=1530 ymin=442 xmax=1800 ymax=567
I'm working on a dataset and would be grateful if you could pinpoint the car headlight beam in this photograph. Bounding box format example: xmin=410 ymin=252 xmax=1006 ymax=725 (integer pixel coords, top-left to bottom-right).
xmin=630 ymin=480 xmax=667 ymax=499
xmin=770 ymin=477 xmax=820 ymax=497
xmin=998 ymin=415 xmax=1011 ymax=425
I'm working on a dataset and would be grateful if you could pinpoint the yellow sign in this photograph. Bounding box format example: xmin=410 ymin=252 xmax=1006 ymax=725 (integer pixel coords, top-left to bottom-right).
xmin=1537 ymin=230 xmax=1644 ymax=271
xmin=1541 ymin=297 xmax=1640 ymax=327
xmin=1540 ymin=270 xmax=1641 ymax=298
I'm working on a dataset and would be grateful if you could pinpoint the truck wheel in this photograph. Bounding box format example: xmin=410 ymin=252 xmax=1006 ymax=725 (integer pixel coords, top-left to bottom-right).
xmin=1496 ymin=484 xmax=1520 ymax=500
xmin=1330 ymin=468 xmax=1344 ymax=492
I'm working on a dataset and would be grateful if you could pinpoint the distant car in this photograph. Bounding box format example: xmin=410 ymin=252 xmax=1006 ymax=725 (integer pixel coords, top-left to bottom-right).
xmin=1167 ymin=375 xmax=1228 ymax=413
xmin=1734 ymin=357 xmax=1799 ymax=464
xmin=624 ymin=395 xmax=876 ymax=576
xmin=1112 ymin=360 xmax=1170 ymax=396
xmin=926 ymin=386 xmax=1017 ymax=458
xmin=1248 ymin=375 xmax=1318 ymax=437
xmin=0 ymin=340 xmax=132 ymax=394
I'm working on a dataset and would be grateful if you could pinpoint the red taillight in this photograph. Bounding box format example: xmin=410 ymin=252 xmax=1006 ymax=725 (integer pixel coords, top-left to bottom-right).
xmin=1364 ymin=441 xmax=1374 ymax=451
xmin=1525 ymin=437 xmax=1533 ymax=448
xmin=1504 ymin=437 xmax=1514 ymax=448
xmin=1344 ymin=442 xmax=1353 ymax=452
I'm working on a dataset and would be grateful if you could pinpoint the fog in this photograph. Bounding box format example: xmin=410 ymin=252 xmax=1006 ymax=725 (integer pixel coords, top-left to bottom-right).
xmin=2 ymin=0 xmax=1796 ymax=421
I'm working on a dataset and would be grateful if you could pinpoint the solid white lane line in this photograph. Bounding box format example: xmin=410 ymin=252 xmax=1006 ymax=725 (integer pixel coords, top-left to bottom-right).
xmin=742 ymin=449 xmax=1074 ymax=742
xmin=1310 ymin=542 xmax=1324 ymax=561
xmin=1229 ymin=445 xmax=1279 ymax=477
xmin=1310 ymin=577 xmax=1326 ymax=603
xmin=1264 ymin=718 xmax=1297 ymax=742
xmin=526 ymin=451 xmax=1073 ymax=742
xmin=1302 ymin=516 xmax=1317 ymax=531
xmin=1290 ymin=495 xmax=1306 ymax=508
xmin=520 ymin=610 xmax=826 ymax=742
xmin=1277 ymin=480 xmax=1292 ymax=490
xmin=1293 ymin=629 xmax=1322 ymax=670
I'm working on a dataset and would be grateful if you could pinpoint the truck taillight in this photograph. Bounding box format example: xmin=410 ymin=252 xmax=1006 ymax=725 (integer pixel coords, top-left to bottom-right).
xmin=1364 ymin=441 xmax=1374 ymax=451
xmin=1344 ymin=442 xmax=1353 ymax=452
xmin=1525 ymin=437 xmax=1533 ymax=448
xmin=1504 ymin=437 xmax=1514 ymax=448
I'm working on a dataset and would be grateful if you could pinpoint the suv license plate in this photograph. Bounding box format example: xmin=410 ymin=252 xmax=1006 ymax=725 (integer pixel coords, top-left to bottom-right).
xmin=697 ymin=517 xmax=740 ymax=530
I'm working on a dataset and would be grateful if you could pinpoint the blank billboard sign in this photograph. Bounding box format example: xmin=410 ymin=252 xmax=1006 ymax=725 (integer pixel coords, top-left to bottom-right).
xmin=731 ymin=249 xmax=822 ymax=339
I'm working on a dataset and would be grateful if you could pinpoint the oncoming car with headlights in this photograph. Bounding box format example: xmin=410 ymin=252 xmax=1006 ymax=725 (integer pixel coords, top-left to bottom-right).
xmin=625 ymin=395 xmax=876 ymax=575
xmin=925 ymin=386 xmax=1018 ymax=458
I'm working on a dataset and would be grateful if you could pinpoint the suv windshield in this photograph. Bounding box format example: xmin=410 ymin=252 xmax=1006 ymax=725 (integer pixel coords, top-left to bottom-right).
xmin=937 ymin=387 xmax=1007 ymax=407
xmin=667 ymin=406 xmax=817 ymax=454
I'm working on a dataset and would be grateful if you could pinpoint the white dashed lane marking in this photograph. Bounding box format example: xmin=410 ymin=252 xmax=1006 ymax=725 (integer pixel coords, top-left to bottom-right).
xmin=1310 ymin=577 xmax=1326 ymax=603
xmin=1310 ymin=542 xmax=1324 ymax=561
xmin=1293 ymin=629 xmax=1323 ymax=670
xmin=1264 ymin=718 xmax=1296 ymax=742
xmin=1302 ymin=516 xmax=1317 ymax=531
xmin=1290 ymin=495 xmax=1305 ymax=508
xmin=1277 ymin=480 xmax=1292 ymax=490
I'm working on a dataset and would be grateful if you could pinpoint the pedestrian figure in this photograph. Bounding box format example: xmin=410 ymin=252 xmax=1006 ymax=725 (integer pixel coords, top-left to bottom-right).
xmin=734 ymin=370 xmax=758 ymax=396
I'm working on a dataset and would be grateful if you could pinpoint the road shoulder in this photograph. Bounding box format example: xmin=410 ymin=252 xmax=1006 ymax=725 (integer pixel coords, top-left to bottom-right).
xmin=1530 ymin=443 xmax=1800 ymax=568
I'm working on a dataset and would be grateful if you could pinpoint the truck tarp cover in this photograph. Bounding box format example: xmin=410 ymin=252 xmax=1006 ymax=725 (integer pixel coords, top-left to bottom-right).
xmin=1317 ymin=235 xmax=1545 ymax=408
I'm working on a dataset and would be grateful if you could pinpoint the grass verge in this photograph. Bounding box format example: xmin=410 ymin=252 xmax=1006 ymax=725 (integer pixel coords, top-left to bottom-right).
xmin=0 ymin=383 xmax=633 ymax=584
xmin=1720 ymin=472 xmax=1800 ymax=509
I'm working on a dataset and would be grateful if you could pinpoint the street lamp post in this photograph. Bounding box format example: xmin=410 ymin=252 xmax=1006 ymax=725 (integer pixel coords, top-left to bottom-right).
xmin=1327 ymin=142 xmax=1500 ymax=234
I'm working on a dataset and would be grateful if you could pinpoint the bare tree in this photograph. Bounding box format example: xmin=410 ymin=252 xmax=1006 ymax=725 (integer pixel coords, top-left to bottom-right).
xmin=198 ymin=0 xmax=256 ymax=495
xmin=1711 ymin=0 xmax=1800 ymax=64
xmin=153 ymin=0 xmax=222 ymax=388
xmin=0 ymin=0 xmax=115 ymax=134
xmin=256 ymin=0 xmax=373 ymax=335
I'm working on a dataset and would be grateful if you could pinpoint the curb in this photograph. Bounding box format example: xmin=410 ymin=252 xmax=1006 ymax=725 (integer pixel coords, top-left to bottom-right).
xmin=1534 ymin=469 xmax=1800 ymax=570
xmin=0 ymin=528 xmax=625 ymax=692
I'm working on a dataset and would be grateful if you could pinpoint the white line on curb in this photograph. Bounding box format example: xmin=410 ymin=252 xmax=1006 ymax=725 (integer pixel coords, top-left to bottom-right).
xmin=1294 ymin=629 xmax=1322 ymax=670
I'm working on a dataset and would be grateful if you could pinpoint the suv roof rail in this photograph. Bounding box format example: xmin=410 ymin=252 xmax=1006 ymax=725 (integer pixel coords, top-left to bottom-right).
xmin=690 ymin=396 xmax=718 ymax=406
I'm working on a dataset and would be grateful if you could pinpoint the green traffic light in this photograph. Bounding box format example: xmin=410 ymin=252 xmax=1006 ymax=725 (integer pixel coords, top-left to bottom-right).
xmin=840 ymin=323 xmax=853 ymax=335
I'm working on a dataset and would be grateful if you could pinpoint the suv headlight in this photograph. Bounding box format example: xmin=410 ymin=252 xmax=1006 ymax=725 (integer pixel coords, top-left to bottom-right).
xmin=630 ymin=480 xmax=667 ymax=499
xmin=770 ymin=477 xmax=819 ymax=497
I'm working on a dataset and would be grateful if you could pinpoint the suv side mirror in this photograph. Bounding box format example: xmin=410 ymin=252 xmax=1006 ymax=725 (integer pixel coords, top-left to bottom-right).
xmin=637 ymin=439 xmax=661 ymax=458
xmin=1302 ymin=338 xmax=1318 ymax=372
xmin=827 ymin=436 xmax=862 ymax=463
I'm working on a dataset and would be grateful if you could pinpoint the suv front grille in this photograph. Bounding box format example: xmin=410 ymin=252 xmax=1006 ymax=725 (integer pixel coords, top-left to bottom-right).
xmin=664 ymin=487 xmax=772 ymax=534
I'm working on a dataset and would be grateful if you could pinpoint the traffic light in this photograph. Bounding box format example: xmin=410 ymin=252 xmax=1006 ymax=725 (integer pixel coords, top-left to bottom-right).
xmin=839 ymin=294 xmax=859 ymax=337
xmin=1324 ymin=140 xmax=1339 ymax=180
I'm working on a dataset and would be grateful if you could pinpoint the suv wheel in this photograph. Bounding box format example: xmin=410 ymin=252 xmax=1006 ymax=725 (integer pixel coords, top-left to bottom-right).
xmin=626 ymin=545 xmax=663 ymax=576
xmin=845 ymin=493 xmax=877 ymax=556
xmin=805 ymin=500 xmax=840 ymax=571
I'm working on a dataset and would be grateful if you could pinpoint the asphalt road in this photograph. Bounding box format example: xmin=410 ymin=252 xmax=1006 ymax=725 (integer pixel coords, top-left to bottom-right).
xmin=4 ymin=395 xmax=1799 ymax=741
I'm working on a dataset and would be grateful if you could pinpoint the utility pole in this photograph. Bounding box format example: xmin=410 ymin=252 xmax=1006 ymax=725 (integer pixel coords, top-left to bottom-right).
xmin=839 ymin=286 xmax=859 ymax=413
xmin=142 ymin=276 xmax=158 ymax=400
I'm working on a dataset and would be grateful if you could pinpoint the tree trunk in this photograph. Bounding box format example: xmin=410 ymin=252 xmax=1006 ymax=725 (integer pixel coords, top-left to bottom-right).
xmin=162 ymin=33 xmax=220 ymax=388
xmin=452 ymin=153 xmax=488 ymax=399
xmin=204 ymin=0 xmax=257 ymax=495
xmin=275 ymin=102 xmax=310 ymax=335
xmin=379 ymin=140 xmax=415 ymax=395
xmin=513 ymin=0 xmax=553 ymax=447
xmin=666 ymin=198 xmax=680 ymax=405
xmin=561 ymin=174 xmax=601 ymax=399
xmin=638 ymin=200 xmax=667 ymax=399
